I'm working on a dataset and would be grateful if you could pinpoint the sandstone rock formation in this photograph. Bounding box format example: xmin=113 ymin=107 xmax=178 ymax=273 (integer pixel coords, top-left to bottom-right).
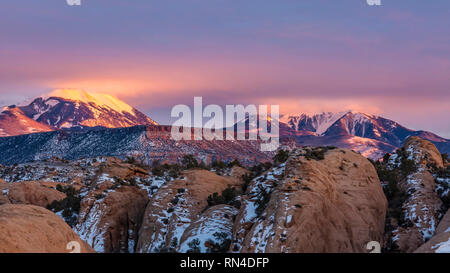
xmin=233 ymin=147 xmax=387 ymax=253
xmin=96 ymin=158 xmax=149 ymax=180
xmin=403 ymin=136 xmax=443 ymax=168
xmin=75 ymin=185 xmax=149 ymax=253
xmin=414 ymin=209 xmax=450 ymax=253
xmin=137 ymin=169 xmax=244 ymax=253
xmin=389 ymin=137 xmax=443 ymax=252
xmin=0 ymin=204 xmax=93 ymax=253
xmin=4 ymin=181 xmax=66 ymax=207
xmin=178 ymin=204 xmax=238 ymax=253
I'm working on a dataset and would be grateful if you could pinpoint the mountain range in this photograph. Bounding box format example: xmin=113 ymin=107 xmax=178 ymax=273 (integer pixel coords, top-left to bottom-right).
xmin=0 ymin=89 xmax=448 ymax=164
xmin=279 ymin=111 xmax=449 ymax=159
xmin=0 ymin=89 xmax=157 ymax=137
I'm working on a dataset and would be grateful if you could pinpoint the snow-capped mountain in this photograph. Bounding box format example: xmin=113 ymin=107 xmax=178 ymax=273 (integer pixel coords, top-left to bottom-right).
xmin=0 ymin=89 xmax=158 ymax=136
xmin=280 ymin=111 xmax=348 ymax=135
xmin=281 ymin=111 xmax=449 ymax=159
xmin=0 ymin=106 xmax=54 ymax=137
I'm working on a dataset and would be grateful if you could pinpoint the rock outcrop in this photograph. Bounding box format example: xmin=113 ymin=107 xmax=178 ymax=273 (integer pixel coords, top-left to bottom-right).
xmin=414 ymin=209 xmax=450 ymax=253
xmin=0 ymin=204 xmax=93 ymax=253
xmin=3 ymin=181 xmax=66 ymax=207
xmin=178 ymin=205 xmax=238 ymax=253
xmin=389 ymin=137 xmax=443 ymax=252
xmin=137 ymin=169 xmax=244 ymax=253
xmin=233 ymin=147 xmax=387 ymax=253
xmin=75 ymin=186 xmax=149 ymax=253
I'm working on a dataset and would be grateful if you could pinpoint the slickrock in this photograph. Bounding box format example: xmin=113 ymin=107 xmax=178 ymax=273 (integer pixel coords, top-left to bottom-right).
xmin=75 ymin=186 xmax=149 ymax=253
xmin=403 ymin=136 xmax=443 ymax=168
xmin=97 ymin=158 xmax=149 ymax=180
xmin=137 ymin=169 xmax=243 ymax=253
xmin=414 ymin=209 xmax=450 ymax=253
xmin=0 ymin=204 xmax=93 ymax=253
xmin=234 ymin=147 xmax=387 ymax=253
xmin=2 ymin=181 xmax=66 ymax=207
xmin=390 ymin=137 xmax=443 ymax=252
xmin=178 ymin=204 xmax=238 ymax=253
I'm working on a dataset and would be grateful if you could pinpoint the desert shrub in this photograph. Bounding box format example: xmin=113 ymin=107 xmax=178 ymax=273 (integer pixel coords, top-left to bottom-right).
xmin=125 ymin=156 xmax=136 ymax=164
xmin=95 ymin=193 xmax=106 ymax=200
xmin=255 ymin=189 xmax=271 ymax=216
xmin=207 ymin=187 xmax=239 ymax=207
xmin=151 ymin=163 xmax=181 ymax=178
xmin=211 ymin=160 xmax=226 ymax=170
xmin=182 ymin=154 xmax=199 ymax=169
xmin=186 ymin=239 xmax=201 ymax=253
xmin=442 ymin=153 xmax=449 ymax=163
xmin=273 ymin=150 xmax=289 ymax=165
xmin=47 ymin=185 xmax=81 ymax=227
xmin=227 ymin=159 xmax=242 ymax=168
xmin=206 ymin=232 xmax=231 ymax=253
xmin=241 ymin=162 xmax=272 ymax=192
xmin=303 ymin=147 xmax=333 ymax=161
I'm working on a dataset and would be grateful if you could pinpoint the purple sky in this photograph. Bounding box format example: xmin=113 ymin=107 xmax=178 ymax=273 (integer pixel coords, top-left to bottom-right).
xmin=0 ymin=0 xmax=449 ymax=137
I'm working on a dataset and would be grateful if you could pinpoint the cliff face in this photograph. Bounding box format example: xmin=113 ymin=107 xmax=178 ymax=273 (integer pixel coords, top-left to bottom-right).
xmin=75 ymin=186 xmax=149 ymax=253
xmin=233 ymin=147 xmax=387 ymax=253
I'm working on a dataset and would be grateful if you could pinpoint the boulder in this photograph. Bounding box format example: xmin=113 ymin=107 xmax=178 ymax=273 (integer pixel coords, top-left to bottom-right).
xmin=403 ymin=136 xmax=443 ymax=168
xmin=0 ymin=204 xmax=93 ymax=253
xmin=235 ymin=147 xmax=387 ymax=253
xmin=4 ymin=181 xmax=66 ymax=208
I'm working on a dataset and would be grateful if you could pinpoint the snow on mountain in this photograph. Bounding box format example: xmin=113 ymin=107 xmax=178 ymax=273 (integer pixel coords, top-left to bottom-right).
xmin=0 ymin=106 xmax=54 ymax=137
xmin=41 ymin=89 xmax=136 ymax=116
xmin=281 ymin=111 xmax=449 ymax=159
xmin=280 ymin=111 xmax=348 ymax=135
xmin=0 ymin=89 xmax=158 ymax=137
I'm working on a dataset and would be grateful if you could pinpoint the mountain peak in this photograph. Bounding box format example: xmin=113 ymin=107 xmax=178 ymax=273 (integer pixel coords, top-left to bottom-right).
xmin=0 ymin=89 xmax=158 ymax=136
xmin=43 ymin=89 xmax=135 ymax=115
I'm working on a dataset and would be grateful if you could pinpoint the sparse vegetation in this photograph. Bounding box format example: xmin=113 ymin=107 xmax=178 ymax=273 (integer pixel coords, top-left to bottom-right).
xmin=47 ymin=185 xmax=81 ymax=227
xmin=95 ymin=193 xmax=106 ymax=200
xmin=186 ymin=239 xmax=201 ymax=253
xmin=182 ymin=154 xmax=199 ymax=169
xmin=151 ymin=163 xmax=181 ymax=179
xmin=241 ymin=162 xmax=272 ymax=192
xmin=371 ymin=151 xmax=420 ymax=252
xmin=207 ymin=186 xmax=239 ymax=207
xmin=255 ymin=187 xmax=271 ymax=215
xmin=227 ymin=159 xmax=241 ymax=168
xmin=206 ymin=232 xmax=232 ymax=253
xmin=273 ymin=149 xmax=289 ymax=165
xmin=303 ymin=147 xmax=334 ymax=161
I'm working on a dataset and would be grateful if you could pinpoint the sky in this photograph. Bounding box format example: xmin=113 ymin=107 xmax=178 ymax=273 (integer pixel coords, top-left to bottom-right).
xmin=0 ymin=0 xmax=449 ymax=137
